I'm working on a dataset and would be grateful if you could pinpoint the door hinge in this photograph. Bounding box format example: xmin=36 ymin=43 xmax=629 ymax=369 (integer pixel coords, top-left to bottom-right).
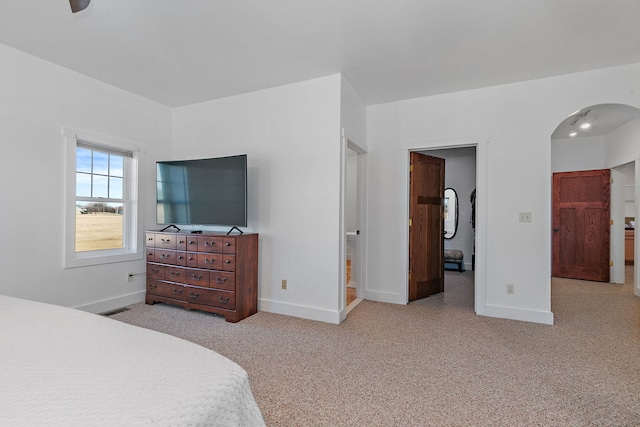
xmin=610 ymin=261 xmax=613 ymax=267
xmin=611 ymin=219 xmax=614 ymax=225
xmin=409 ymin=219 xmax=413 ymax=227
xmin=410 ymin=165 xmax=413 ymax=172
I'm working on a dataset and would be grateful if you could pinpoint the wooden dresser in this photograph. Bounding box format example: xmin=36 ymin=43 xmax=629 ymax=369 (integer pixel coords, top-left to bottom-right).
xmin=145 ymin=231 xmax=258 ymax=322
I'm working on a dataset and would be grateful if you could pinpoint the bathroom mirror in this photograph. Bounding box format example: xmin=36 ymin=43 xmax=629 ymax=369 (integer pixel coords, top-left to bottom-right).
xmin=444 ymin=188 xmax=458 ymax=239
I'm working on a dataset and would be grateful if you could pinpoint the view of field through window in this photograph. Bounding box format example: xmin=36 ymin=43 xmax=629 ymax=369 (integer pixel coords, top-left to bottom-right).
xmin=75 ymin=211 xmax=123 ymax=252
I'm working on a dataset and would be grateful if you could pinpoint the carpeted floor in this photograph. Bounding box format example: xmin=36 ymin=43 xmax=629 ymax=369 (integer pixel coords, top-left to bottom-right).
xmin=111 ymin=268 xmax=640 ymax=426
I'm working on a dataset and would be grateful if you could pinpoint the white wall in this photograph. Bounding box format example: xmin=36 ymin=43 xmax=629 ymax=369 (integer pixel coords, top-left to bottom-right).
xmin=366 ymin=63 xmax=640 ymax=325
xmin=606 ymin=118 xmax=640 ymax=168
xmin=620 ymin=162 xmax=636 ymax=218
xmin=340 ymin=76 xmax=367 ymax=147
xmin=551 ymin=135 xmax=606 ymax=173
xmin=346 ymin=151 xmax=358 ymax=232
xmin=427 ymin=147 xmax=476 ymax=270
xmin=0 ymin=43 xmax=172 ymax=311
xmin=171 ymin=75 xmax=345 ymax=323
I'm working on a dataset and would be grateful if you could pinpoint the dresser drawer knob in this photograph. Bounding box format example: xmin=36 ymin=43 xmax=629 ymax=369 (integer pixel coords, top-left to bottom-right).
xmin=216 ymin=277 xmax=227 ymax=284
xmin=189 ymin=292 xmax=200 ymax=299
xmin=170 ymin=271 xmax=179 ymax=277
xmin=205 ymin=241 xmax=215 ymax=247
xmin=205 ymin=258 xmax=214 ymax=264
xmin=172 ymin=289 xmax=183 ymax=295
xmin=219 ymin=296 xmax=230 ymax=304
xmin=149 ymin=284 xmax=158 ymax=290
xmin=161 ymin=238 xmax=170 ymax=243
xmin=225 ymin=242 xmax=231 ymax=246
xmin=151 ymin=268 xmax=160 ymax=274
xmin=178 ymin=255 xmax=184 ymax=260
xmin=192 ymin=274 xmax=203 ymax=280
xmin=225 ymin=259 xmax=231 ymax=264
xmin=189 ymin=241 xmax=196 ymax=245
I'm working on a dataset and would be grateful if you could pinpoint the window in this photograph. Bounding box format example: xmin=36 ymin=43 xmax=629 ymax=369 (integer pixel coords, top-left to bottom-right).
xmin=64 ymin=128 xmax=142 ymax=267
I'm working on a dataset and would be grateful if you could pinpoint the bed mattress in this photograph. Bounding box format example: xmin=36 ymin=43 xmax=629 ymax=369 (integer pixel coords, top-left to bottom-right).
xmin=0 ymin=294 xmax=265 ymax=426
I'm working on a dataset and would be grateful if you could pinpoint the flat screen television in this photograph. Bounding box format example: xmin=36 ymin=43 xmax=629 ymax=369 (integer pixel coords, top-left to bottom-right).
xmin=156 ymin=154 xmax=247 ymax=227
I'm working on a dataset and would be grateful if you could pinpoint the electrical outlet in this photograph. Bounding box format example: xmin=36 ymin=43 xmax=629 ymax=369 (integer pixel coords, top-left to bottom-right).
xmin=281 ymin=279 xmax=287 ymax=290
xmin=127 ymin=273 xmax=134 ymax=283
xmin=506 ymin=283 xmax=515 ymax=294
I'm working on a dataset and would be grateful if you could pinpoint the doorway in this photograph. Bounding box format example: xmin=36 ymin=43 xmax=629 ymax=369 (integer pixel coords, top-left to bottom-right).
xmin=550 ymin=103 xmax=640 ymax=298
xmin=408 ymin=144 xmax=480 ymax=309
xmin=342 ymin=138 xmax=366 ymax=317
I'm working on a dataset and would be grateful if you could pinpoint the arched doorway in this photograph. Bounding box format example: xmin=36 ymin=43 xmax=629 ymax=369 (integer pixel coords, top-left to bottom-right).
xmin=551 ymin=103 xmax=640 ymax=296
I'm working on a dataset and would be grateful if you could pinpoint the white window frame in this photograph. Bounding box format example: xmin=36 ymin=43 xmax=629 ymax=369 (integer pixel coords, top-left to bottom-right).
xmin=63 ymin=127 xmax=143 ymax=268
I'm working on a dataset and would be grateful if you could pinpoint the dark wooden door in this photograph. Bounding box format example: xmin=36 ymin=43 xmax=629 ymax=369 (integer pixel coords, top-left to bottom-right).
xmin=552 ymin=169 xmax=610 ymax=282
xmin=409 ymin=152 xmax=444 ymax=301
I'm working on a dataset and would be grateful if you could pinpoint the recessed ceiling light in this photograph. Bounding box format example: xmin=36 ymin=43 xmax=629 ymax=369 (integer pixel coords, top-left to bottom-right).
xmin=569 ymin=132 xmax=578 ymax=137
xmin=580 ymin=123 xmax=591 ymax=129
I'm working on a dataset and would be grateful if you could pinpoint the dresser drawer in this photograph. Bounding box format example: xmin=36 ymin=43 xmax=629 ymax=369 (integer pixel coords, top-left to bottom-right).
xmin=186 ymin=268 xmax=210 ymax=287
xmin=197 ymin=252 xmax=223 ymax=270
xmin=156 ymin=234 xmax=177 ymax=250
xmin=147 ymin=263 xmax=166 ymax=281
xmin=174 ymin=251 xmax=187 ymax=266
xmin=166 ymin=266 xmax=187 ymax=284
xmin=198 ymin=236 xmax=223 ymax=253
xmin=147 ymin=280 xmax=186 ymax=301
xmin=187 ymin=288 xmax=235 ymax=310
xmin=155 ymin=250 xmax=177 ymax=264
xmin=175 ymin=235 xmax=188 ymax=250
xmin=221 ymin=254 xmax=236 ymax=271
xmin=210 ymin=271 xmax=235 ymax=291
xmin=146 ymin=232 xmax=156 ymax=247
xmin=185 ymin=237 xmax=199 ymax=251
xmin=185 ymin=252 xmax=198 ymax=268
xmin=222 ymin=237 xmax=236 ymax=254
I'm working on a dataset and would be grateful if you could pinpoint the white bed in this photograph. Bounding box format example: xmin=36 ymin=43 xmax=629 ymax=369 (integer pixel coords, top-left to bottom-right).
xmin=0 ymin=294 xmax=265 ymax=426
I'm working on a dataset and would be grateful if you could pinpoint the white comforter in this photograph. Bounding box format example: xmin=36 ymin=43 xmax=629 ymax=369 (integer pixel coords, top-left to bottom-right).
xmin=0 ymin=295 xmax=265 ymax=426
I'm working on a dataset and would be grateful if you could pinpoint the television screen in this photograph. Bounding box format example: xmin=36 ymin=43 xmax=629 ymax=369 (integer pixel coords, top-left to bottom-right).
xmin=156 ymin=154 xmax=247 ymax=227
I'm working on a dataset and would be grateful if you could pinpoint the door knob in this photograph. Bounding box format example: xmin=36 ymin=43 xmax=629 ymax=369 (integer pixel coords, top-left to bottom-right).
xmin=553 ymin=228 xmax=559 ymax=232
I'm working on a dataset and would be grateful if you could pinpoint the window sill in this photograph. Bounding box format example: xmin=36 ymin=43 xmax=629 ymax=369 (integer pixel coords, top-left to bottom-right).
xmin=64 ymin=249 xmax=143 ymax=269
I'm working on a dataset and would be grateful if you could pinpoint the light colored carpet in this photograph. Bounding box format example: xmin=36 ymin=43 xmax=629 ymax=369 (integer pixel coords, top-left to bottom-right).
xmin=111 ymin=268 xmax=640 ymax=426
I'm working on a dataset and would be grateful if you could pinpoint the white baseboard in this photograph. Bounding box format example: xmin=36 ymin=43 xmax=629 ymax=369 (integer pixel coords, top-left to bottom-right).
xmin=75 ymin=290 xmax=146 ymax=314
xmin=259 ymin=298 xmax=341 ymax=324
xmin=362 ymin=289 xmax=405 ymax=305
xmin=484 ymin=304 xmax=554 ymax=325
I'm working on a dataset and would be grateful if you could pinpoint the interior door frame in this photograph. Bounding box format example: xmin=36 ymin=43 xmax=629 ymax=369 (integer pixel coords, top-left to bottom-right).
xmin=339 ymin=134 xmax=367 ymax=322
xmin=402 ymin=137 xmax=489 ymax=316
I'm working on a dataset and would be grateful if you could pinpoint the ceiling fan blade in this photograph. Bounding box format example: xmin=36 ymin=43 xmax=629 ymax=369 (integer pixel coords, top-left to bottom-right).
xmin=70 ymin=0 xmax=91 ymax=13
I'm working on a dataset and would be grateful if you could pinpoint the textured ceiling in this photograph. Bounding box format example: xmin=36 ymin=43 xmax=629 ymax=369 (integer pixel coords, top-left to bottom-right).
xmin=1 ymin=1 xmax=640 ymax=108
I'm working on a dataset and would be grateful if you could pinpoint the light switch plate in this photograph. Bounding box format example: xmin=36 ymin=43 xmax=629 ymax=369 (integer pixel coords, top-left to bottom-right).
xmin=519 ymin=212 xmax=532 ymax=223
